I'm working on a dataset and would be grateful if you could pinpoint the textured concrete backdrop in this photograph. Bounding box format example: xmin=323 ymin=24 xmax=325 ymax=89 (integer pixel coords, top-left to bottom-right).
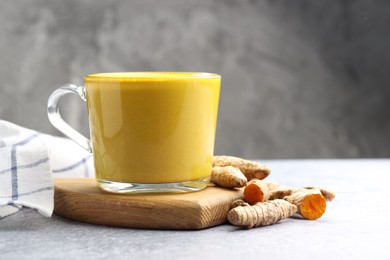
xmin=1 ymin=0 xmax=389 ymax=159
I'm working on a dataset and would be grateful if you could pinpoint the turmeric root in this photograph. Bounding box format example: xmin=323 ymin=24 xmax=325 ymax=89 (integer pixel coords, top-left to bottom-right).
xmin=227 ymin=199 xmax=297 ymax=228
xmin=211 ymin=166 xmax=247 ymax=188
xmin=266 ymin=182 xmax=335 ymax=220
xmin=243 ymin=179 xmax=270 ymax=204
xmin=213 ymin=156 xmax=271 ymax=181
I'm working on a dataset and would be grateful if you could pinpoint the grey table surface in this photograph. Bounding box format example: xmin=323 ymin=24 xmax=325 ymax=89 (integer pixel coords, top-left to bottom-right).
xmin=1 ymin=159 xmax=390 ymax=260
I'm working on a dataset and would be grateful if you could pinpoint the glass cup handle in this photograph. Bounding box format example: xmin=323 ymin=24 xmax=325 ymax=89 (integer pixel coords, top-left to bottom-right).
xmin=47 ymin=84 xmax=92 ymax=153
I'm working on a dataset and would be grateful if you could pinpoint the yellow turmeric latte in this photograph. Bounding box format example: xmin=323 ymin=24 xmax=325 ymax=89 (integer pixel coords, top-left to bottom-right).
xmin=84 ymin=72 xmax=220 ymax=184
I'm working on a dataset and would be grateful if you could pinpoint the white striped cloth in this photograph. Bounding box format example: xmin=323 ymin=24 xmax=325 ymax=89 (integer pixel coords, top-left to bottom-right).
xmin=0 ymin=120 xmax=94 ymax=218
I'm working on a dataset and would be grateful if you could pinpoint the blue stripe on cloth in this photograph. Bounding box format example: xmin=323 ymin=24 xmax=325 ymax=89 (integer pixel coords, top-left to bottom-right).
xmin=11 ymin=146 xmax=18 ymax=200
xmin=52 ymin=154 xmax=92 ymax=174
xmin=14 ymin=133 xmax=39 ymax=146
xmin=6 ymin=203 xmax=20 ymax=209
xmin=0 ymin=186 xmax=53 ymax=199
xmin=0 ymin=157 xmax=49 ymax=175
xmin=10 ymin=132 xmax=40 ymax=201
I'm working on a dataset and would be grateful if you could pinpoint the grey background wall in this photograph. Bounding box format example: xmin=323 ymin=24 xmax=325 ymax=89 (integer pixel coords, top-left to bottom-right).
xmin=0 ymin=0 xmax=389 ymax=159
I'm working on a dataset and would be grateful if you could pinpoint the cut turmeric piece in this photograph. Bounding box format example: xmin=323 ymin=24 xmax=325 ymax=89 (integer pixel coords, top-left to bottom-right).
xmin=266 ymin=182 xmax=335 ymax=220
xmin=213 ymin=156 xmax=271 ymax=181
xmin=298 ymin=193 xmax=327 ymax=220
xmin=243 ymin=179 xmax=270 ymax=204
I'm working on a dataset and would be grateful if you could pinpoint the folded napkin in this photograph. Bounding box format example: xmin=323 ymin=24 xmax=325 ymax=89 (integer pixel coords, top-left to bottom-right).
xmin=0 ymin=120 xmax=94 ymax=218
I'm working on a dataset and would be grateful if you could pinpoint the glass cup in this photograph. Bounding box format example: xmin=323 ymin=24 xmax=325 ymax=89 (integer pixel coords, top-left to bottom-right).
xmin=47 ymin=72 xmax=221 ymax=193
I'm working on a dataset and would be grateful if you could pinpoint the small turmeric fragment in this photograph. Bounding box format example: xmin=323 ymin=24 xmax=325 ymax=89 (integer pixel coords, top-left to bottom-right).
xmin=243 ymin=179 xmax=270 ymax=204
xmin=227 ymin=199 xmax=297 ymax=229
xmin=266 ymin=182 xmax=335 ymax=220
xmin=213 ymin=156 xmax=271 ymax=181
xmin=211 ymin=166 xmax=247 ymax=189
xmin=304 ymin=186 xmax=336 ymax=201
xmin=231 ymin=199 xmax=250 ymax=208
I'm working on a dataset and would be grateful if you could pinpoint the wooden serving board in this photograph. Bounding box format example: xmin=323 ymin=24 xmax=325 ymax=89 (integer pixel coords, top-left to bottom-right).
xmin=54 ymin=178 xmax=243 ymax=230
